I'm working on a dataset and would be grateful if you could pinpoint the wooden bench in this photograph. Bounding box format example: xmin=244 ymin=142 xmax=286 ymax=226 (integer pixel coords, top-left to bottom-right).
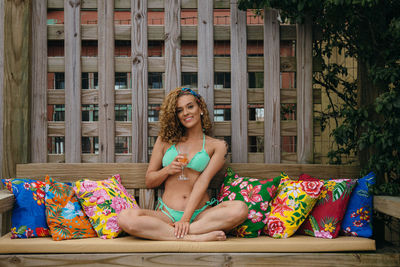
xmin=0 ymin=163 xmax=399 ymax=266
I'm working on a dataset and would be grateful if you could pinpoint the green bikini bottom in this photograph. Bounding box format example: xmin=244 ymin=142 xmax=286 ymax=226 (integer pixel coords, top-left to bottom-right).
xmin=156 ymin=197 xmax=218 ymax=223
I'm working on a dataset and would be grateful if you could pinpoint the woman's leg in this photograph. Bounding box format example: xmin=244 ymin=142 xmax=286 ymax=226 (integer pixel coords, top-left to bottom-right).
xmin=117 ymin=208 xmax=226 ymax=241
xmin=189 ymin=200 xmax=248 ymax=235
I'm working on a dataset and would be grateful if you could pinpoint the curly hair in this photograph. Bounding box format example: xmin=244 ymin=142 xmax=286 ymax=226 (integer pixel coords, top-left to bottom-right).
xmin=159 ymin=87 xmax=212 ymax=144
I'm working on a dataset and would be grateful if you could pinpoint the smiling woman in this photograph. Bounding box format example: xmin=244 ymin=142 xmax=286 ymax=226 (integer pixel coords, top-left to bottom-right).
xmin=117 ymin=87 xmax=248 ymax=241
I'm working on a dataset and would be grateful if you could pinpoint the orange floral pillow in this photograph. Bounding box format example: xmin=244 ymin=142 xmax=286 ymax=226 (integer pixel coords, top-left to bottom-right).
xmin=45 ymin=176 xmax=97 ymax=240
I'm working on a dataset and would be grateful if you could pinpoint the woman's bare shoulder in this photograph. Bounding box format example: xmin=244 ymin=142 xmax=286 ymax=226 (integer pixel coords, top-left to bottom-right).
xmin=154 ymin=136 xmax=170 ymax=152
xmin=206 ymin=136 xmax=228 ymax=152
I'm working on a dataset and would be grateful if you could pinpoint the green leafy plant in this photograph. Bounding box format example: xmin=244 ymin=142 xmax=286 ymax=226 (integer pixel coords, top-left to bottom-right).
xmin=238 ymin=0 xmax=400 ymax=195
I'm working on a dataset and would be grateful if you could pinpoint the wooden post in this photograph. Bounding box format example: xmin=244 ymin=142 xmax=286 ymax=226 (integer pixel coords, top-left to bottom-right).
xmin=296 ymin=18 xmax=313 ymax=163
xmin=132 ymin=0 xmax=148 ymax=163
xmin=2 ymin=0 xmax=31 ymax=178
xmin=264 ymin=8 xmax=280 ymax=163
xmin=64 ymin=0 xmax=82 ymax=162
xmin=98 ymin=0 xmax=115 ymax=162
xmin=197 ymin=0 xmax=214 ymax=119
xmin=165 ymin=0 xmax=181 ymax=93
xmin=0 ymin=0 xmax=4 ymax=177
xmin=31 ymin=0 xmax=48 ymax=163
xmin=230 ymin=0 xmax=248 ymax=163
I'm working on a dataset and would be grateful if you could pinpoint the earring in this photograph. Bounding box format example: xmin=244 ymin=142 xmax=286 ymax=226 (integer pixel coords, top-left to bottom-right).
xmin=201 ymin=113 xmax=204 ymax=116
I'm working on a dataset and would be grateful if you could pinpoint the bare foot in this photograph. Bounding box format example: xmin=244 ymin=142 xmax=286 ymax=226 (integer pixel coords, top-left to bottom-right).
xmin=187 ymin=231 xmax=226 ymax=242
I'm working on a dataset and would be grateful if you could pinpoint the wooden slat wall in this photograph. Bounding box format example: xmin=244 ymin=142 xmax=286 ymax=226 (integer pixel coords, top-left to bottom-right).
xmin=164 ymin=0 xmax=181 ymax=93
xmin=64 ymin=0 xmax=82 ymax=162
xmin=230 ymin=0 xmax=248 ymax=162
xmin=297 ymin=18 xmax=313 ymax=163
xmin=131 ymin=0 xmax=148 ymax=163
xmin=197 ymin=0 xmax=214 ymax=118
xmin=31 ymin=0 xmax=48 ymax=163
xmin=264 ymin=9 xmax=281 ymax=163
xmin=42 ymin=0 xmax=317 ymax=164
xmin=98 ymin=0 xmax=115 ymax=162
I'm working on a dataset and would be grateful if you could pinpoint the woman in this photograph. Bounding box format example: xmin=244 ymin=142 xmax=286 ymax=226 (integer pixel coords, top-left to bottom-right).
xmin=118 ymin=87 xmax=248 ymax=241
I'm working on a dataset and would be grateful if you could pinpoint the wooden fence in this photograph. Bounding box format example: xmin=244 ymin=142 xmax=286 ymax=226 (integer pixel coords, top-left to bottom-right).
xmin=1 ymin=0 xmax=320 ymax=177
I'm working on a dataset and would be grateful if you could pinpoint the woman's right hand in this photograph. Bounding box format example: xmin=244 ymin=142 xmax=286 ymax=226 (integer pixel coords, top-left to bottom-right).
xmin=166 ymin=155 xmax=185 ymax=175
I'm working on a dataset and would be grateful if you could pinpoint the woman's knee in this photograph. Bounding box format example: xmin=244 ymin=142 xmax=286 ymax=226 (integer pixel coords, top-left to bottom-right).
xmin=222 ymin=201 xmax=248 ymax=223
xmin=117 ymin=208 xmax=142 ymax=233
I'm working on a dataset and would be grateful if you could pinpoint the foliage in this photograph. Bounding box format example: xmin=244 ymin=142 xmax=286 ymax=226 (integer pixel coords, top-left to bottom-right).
xmin=238 ymin=0 xmax=400 ymax=195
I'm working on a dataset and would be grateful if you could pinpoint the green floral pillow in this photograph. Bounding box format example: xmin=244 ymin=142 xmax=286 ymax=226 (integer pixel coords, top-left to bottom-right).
xmin=217 ymin=167 xmax=281 ymax=238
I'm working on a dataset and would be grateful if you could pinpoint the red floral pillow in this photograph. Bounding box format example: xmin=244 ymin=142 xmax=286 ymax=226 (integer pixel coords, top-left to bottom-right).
xmin=297 ymin=174 xmax=356 ymax=239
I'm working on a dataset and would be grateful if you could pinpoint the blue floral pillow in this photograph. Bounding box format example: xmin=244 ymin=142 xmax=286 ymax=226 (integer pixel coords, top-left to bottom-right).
xmin=2 ymin=178 xmax=50 ymax=238
xmin=341 ymin=172 xmax=376 ymax=237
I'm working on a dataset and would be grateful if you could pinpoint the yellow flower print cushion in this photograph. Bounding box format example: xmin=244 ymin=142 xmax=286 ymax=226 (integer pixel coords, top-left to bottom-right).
xmin=74 ymin=174 xmax=139 ymax=239
xmin=265 ymin=177 xmax=324 ymax=238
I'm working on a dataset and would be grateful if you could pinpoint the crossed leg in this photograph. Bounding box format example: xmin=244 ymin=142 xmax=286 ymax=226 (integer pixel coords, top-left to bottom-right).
xmin=117 ymin=200 xmax=247 ymax=241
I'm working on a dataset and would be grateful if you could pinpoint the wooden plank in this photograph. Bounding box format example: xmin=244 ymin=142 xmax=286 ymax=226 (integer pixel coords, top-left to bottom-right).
xmin=98 ymin=0 xmax=115 ymax=162
xmin=31 ymin=0 xmax=48 ymax=163
xmin=48 ymin=56 xmax=295 ymax=73
xmin=64 ymin=0 xmax=82 ymax=162
xmin=164 ymin=0 xmax=181 ymax=93
xmin=297 ymin=19 xmax=313 ymax=163
xmin=15 ymin=163 xmax=362 ymax=190
xmin=132 ymin=0 xmax=148 ymax=163
xmin=2 ymin=0 xmax=31 ymax=178
xmin=0 ymin=190 xmax=14 ymax=214
xmin=139 ymin=189 xmax=155 ymax=210
xmin=263 ymin=8 xmax=280 ymax=163
xmin=374 ymin=196 xmax=400 ymax=219
xmin=230 ymin=0 xmax=248 ymax=163
xmin=197 ymin=0 xmax=214 ymax=118
xmin=3 ymin=252 xmax=400 ymax=266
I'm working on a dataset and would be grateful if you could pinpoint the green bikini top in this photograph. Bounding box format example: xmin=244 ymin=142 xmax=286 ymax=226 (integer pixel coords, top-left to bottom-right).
xmin=162 ymin=134 xmax=210 ymax=173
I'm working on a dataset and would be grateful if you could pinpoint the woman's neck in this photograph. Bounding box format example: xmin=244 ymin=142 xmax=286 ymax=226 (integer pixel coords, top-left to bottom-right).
xmin=183 ymin=125 xmax=203 ymax=141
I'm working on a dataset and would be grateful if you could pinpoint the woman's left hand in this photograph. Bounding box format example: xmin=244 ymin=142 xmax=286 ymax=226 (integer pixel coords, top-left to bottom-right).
xmin=173 ymin=220 xmax=190 ymax=239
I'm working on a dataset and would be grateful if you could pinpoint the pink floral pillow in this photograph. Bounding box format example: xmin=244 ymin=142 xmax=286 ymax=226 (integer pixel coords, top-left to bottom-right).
xmin=74 ymin=174 xmax=139 ymax=239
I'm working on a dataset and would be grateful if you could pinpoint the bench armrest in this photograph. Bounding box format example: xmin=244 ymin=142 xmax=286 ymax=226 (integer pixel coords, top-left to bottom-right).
xmin=374 ymin=195 xmax=400 ymax=219
xmin=0 ymin=190 xmax=14 ymax=214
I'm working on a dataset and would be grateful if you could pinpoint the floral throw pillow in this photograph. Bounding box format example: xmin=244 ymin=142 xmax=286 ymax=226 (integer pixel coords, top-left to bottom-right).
xmin=1 ymin=178 xmax=50 ymax=238
xmin=265 ymin=178 xmax=324 ymax=239
xmin=297 ymin=174 xmax=356 ymax=239
xmin=45 ymin=176 xmax=97 ymax=240
xmin=341 ymin=172 xmax=376 ymax=237
xmin=74 ymin=174 xmax=139 ymax=239
xmin=218 ymin=167 xmax=281 ymax=238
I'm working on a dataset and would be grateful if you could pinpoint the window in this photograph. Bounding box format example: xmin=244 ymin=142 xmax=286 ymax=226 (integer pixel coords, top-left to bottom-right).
xmin=247 ymin=40 xmax=263 ymax=57
xmin=181 ymin=41 xmax=197 ymax=57
xmin=214 ymin=41 xmax=230 ymax=57
xmin=148 ymin=104 xmax=160 ymax=122
xmin=115 ymin=72 xmax=129 ymax=89
xmin=249 ymin=72 xmax=264 ymax=88
xmin=115 ymin=40 xmax=131 ymax=57
xmin=115 ymin=104 xmax=132 ymax=121
xmin=82 ymin=105 xmax=99 ymax=121
xmin=82 ymin=137 xmax=99 ymax=154
xmin=280 ymin=72 xmax=296 ymax=89
xmin=115 ymin=137 xmax=131 ymax=154
xmin=47 ymin=137 xmax=65 ymax=154
xmin=54 ymin=73 xmax=65 ymax=89
xmin=181 ymin=72 xmax=197 ymax=88
xmin=214 ymin=106 xmax=231 ymax=121
xmin=148 ymin=72 xmax=163 ymax=89
xmin=214 ymin=72 xmax=231 ymax=89
xmin=249 ymin=136 xmax=264 ymax=152
xmin=82 ymin=72 xmax=98 ymax=89
xmin=48 ymin=104 xmax=65 ymax=121
xmin=249 ymin=105 xmax=264 ymax=121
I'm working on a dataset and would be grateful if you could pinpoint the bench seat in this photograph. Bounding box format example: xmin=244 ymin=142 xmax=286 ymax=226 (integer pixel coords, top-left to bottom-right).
xmin=0 ymin=233 xmax=375 ymax=254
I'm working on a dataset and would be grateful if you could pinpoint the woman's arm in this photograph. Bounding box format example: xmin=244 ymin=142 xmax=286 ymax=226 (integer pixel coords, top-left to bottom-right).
xmin=174 ymin=139 xmax=227 ymax=237
xmin=145 ymin=136 xmax=183 ymax=188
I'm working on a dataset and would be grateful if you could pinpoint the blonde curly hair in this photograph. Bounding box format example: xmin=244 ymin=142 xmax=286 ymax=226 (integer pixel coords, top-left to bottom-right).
xmin=159 ymin=87 xmax=212 ymax=144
